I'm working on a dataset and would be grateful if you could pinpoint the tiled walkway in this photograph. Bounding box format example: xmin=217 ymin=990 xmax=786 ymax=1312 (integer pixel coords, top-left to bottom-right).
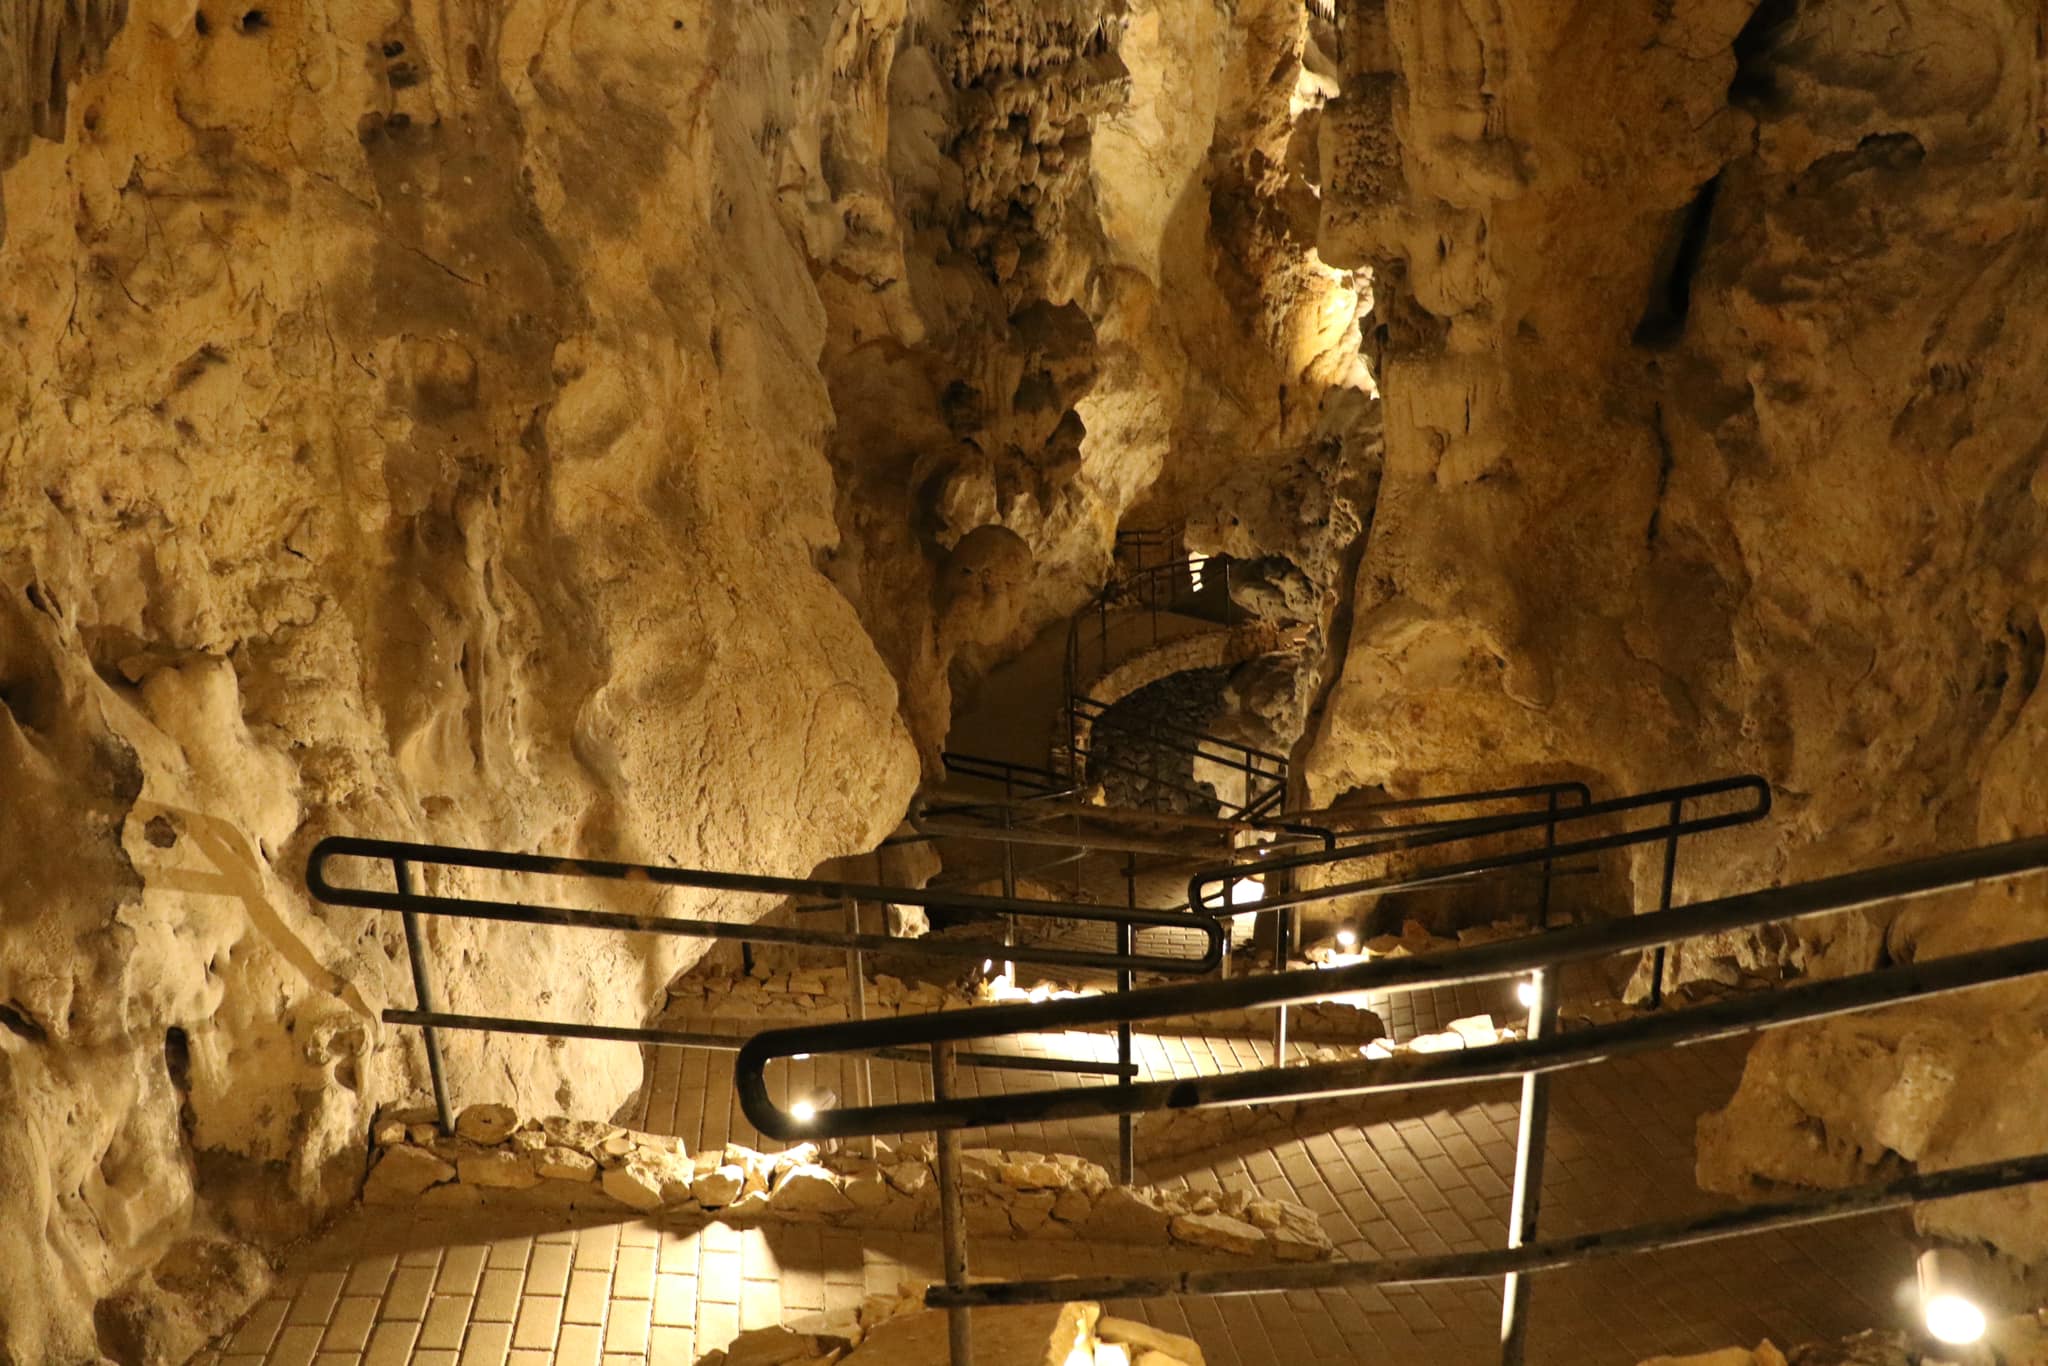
xmin=210 ymin=985 xmax=1917 ymax=1365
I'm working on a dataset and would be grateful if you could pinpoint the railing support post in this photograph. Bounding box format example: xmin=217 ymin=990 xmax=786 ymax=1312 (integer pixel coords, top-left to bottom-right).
xmin=845 ymin=897 xmax=875 ymax=1159
xmin=1650 ymin=797 xmax=1682 ymax=1008
xmin=1536 ymin=791 xmax=1559 ymax=931
xmin=1499 ymin=964 xmax=1559 ymax=1364
xmin=1000 ymin=775 xmax=1018 ymax=981
xmin=393 ymin=858 xmax=454 ymax=1135
xmin=1118 ymin=853 xmax=1137 ymax=1185
xmin=932 ymin=1043 xmax=972 ymax=1366
xmin=1272 ymin=897 xmax=1293 ymax=1065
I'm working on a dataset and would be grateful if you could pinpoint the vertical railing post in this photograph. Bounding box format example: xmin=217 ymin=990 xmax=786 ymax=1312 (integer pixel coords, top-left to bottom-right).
xmin=1271 ymin=891 xmax=1292 ymax=1065
xmin=1118 ymin=852 xmax=1137 ymax=1185
xmin=1498 ymin=964 xmax=1559 ymax=1363
xmin=1536 ymin=790 xmax=1559 ymax=930
xmin=1000 ymin=773 xmax=1017 ymax=982
xmin=844 ymin=896 xmax=875 ymax=1158
xmin=1650 ymin=796 xmax=1682 ymax=1008
xmin=931 ymin=1044 xmax=971 ymax=1366
xmin=393 ymin=858 xmax=454 ymax=1135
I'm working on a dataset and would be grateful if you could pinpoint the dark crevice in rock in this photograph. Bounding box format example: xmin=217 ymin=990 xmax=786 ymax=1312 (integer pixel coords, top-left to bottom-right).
xmin=0 ymin=1001 xmax=49 ymax=1043
xmin=1727 ymin=0 xmax=1799 ymax=112
xmin=1646 ymin=402 xmax=1675 ymax=546
xmin=1633 ymin=173 xmax=1721 ymax=349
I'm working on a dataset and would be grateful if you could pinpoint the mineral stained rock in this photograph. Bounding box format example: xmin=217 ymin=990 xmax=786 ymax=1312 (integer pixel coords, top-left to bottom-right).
xmin=1298 ymin=0 xmax=2048 ymax=1266
xmin=0 ymin=0 xmax=1366 ymax=1358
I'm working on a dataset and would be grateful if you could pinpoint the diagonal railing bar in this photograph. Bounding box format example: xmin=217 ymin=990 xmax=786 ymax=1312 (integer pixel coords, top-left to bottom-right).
xmin=738 ymin=831 xmax=2048 ymax=1366
xmin=309 ymin=835 xmax=1223 ymax=976
xmin=735 ymin=833 xmax=2048 ymax=1138
xmin=379 ymin=1009 xmax=1137 ymax=1077
xmin=925 ymin=1145 xmax=2048 ymax=1306
xmin=1070 ymin=695 xmax=1292 ymax=767
xmin=1187 ymin=774 xmax=1768 ymax=914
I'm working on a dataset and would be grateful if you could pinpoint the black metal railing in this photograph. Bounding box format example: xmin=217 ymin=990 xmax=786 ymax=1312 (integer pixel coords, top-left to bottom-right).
xmin=936 ymin=751 xmax=1075 ymax=799
xmin=1066 ymin=693 xmax=1289 ymax=819
xmin=734 ymin=833 xmax=2048 ymax=1366
xmin=307 ymin=834 xmax=1219 ymax=1134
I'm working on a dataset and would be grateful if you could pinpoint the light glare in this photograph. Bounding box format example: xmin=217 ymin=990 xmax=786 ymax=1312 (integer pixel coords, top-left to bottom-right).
xmin=1335 ymin=928 xmax=1357 ymax=950
xmin=1516 ymin=979 xmax=1539 ymax=1010
xmin=1924 ymin=1293 xmax=1986 ymax=1345
xmin=791 ymin=1099 xmax=817 ymax=1124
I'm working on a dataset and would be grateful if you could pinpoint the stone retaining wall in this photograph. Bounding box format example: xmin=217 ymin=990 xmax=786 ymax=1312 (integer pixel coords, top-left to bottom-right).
xmin=665 ymin=964 xmax=1386 ymax=1043
xmin=362 ymin=1103 xmax=1334 ymax=1263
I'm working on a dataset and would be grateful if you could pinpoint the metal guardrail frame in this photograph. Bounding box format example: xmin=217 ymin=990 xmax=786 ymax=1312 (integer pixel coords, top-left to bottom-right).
xmin=735 ymin=832 xmax=2048 ymax=1366
xmin=1067 ymin=693 xmax=1288 ymax=820
xmin=306 ymin=834 xmax=1220 ymax=1134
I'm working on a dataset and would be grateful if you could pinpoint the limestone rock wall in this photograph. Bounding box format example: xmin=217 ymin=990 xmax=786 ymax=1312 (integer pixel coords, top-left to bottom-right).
xmin=1303 ymin=0 xmax=2048 ymax=1262
xmin=0 ymin=2 xmax=933 ymax=1358
xmin=0 ymin=0 xmax=1379 ymax=1360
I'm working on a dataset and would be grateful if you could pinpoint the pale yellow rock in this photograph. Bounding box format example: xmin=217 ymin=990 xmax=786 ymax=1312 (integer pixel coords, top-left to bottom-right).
xmin=1097 ymin=1317 xmax=1204 ymax=1364
xmin=363 ymin=1147 xmax=457 ymax=1204
xmin=695 ymin=1165 xmax=747 ymax=1209
xmin=844 ymin=1173 xmax=892 ymax=1210
xmin=602 ymin=1161 xmax=667 ymax=1213
xmin=999 ymin=1160 xmax=1065 ymax=1190
xmin=537 ymin=1146 xmax=599 ymax=1183
xmin=454 ymin=1104 xmax=519 ymax=1146
xmin=724 ymin=1189 xmax=774 ymax=1222
xmin=1169 ymin=1212 xmax=1263 ymax=1255
xmin=1051 ymin=1186 xmax=1094 ymax=1222
xmin=1084 ymin=1188 xmax=1172 ymax=1244
xmin=1008 ymin=1192 xmax=1058 ymax=1233
xmin=458 ymin=1150 xmax=543 ymax=1190
xmin=540 ymin=1122 xmax=610 ymax=1155
xmin=773 ymin=1165 xmax=856 ymax=1215
xmin=885 ymin=1162 xmax=932 ymax=1198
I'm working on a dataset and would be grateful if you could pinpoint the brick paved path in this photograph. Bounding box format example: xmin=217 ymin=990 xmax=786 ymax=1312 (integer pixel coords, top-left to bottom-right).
xmin=208 ymin=986 xmax=1915 ymax=1366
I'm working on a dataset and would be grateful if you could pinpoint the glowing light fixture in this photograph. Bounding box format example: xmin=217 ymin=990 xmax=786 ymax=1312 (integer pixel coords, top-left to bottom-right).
xmin=982 ymin=959 xmax=994 ymax=974
xmin=790 ymin=1099 xmax=818 ymax=1124
xmin=1516 ymin=978 xmax=1539 ymax=1010
xmin=1918 ymin=1248 xmax=1987 ymax=1345
xmin=793 ymin=1053 xmax=811 ymax=1061
xmin=1335 ymin=928 xmax=1358 ymax=951
xmin=1230 ymin=876 xmax=1265 ymax=907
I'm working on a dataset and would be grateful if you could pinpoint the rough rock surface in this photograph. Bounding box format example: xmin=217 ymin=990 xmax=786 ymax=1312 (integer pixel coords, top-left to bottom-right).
xmin=1298 ymin=0 xmax=2048 ymax=1270
xmin=1 ymin=0 xmax=1376 ymax=1345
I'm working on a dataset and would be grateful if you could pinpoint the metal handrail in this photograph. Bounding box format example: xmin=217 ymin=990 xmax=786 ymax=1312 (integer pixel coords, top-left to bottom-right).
xmin=1291 ymin=779 xmax=1594 ymax=827
xmin=309 ymin=836 xmax=1224 ymax=977
xmin=736 ymin=834 xmax=2048 ymax=1364
xmin=938 ymin=751 xmax=1074 ymax=797
xmin=1070 ymin=694 xmax=1291 ymax=768
xmin=1186 ymin=773 xmax=1768 ymax=916
xmin=731 ymin=819 xmax=2022 ymax=1141
xmin=790 ymin=834 xmax=2048 ymax=1343
xmin=909 ymin=796 xmax=1337 ymax=861
xmin=930 ymin=1147 xmax=2048 ymax=1307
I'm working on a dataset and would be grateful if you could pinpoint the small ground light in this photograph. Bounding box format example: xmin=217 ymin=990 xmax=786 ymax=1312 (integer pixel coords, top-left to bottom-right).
xmin=1918 ymin=1247 xmax=1987 ymax=1345
xmin=790 ymin=1099 xmax=817 ymax=1124
xmin=1335 ymin=928 xmax=1357 ymax=950
xmin=1516 ymin=978 xmax=1539 ymax=1010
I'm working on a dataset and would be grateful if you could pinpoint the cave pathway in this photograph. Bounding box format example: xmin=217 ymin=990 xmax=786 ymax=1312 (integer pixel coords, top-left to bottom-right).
xmin=206 ymin=985 xmax=1912 ymax=1366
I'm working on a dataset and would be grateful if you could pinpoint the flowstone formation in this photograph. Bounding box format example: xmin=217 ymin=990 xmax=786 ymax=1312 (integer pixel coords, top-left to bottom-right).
xmin=1302 ymin=0 xmax=2048 ymax=1272
xmin=0 ymin=0 xmax=1372 ymax=1360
